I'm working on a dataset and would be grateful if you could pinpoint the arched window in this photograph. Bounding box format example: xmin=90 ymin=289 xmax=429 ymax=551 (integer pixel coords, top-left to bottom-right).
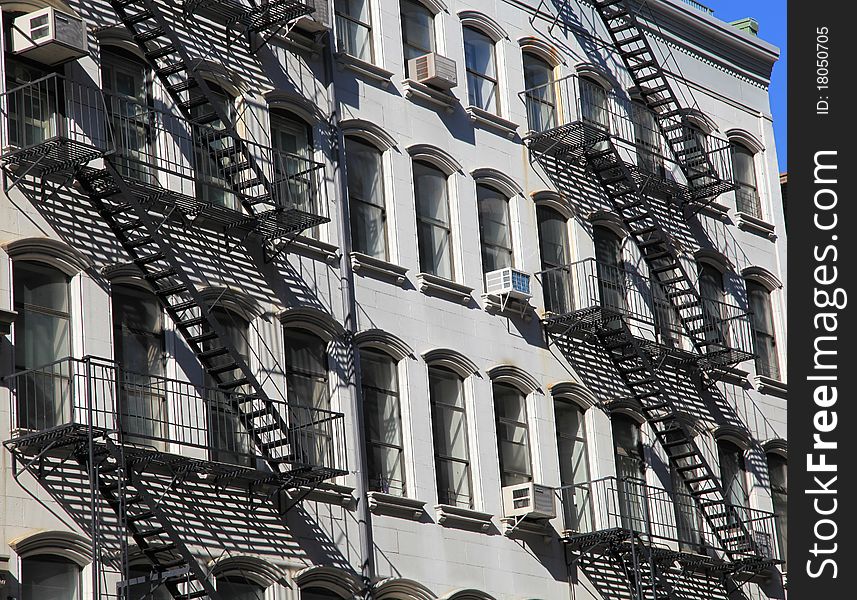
xmin=767 ymin=452 xmax=787 ymax=564
xmin=554 ymin=399 xmax=591 ymax=532
xmin=346 ymin=136 xmax=388 ymax=259
xmin=204 ymin=307 xmax=253 ymax=466
xmin=191 ymin=82 xmax=239 ymax=210
xmin=285 ymin=328 xmax=333 ymax=467
xmin=112 ymin=284 xmax=166 ymax=445
xmin=13 ymin=261 xmax=72 ymax=430
xmin=463 ymin=26 xmax=499 ymax=114
xmin=413 ymin=160 xmax=453 ymax=279
xmin=401 ymin=0 xmax=435 ymax=77
xmin=522 ymin=52 xmax=556 ymax=132
xmin=612 ymin=413 xmax=647 ymax=530
xmin=335 ymin=0 xmax=374 ymax=62
xmin=731 ymin=142 xmax=762 ymax=218
xmin=21 ymin=555 xmax=81 ymax=600
xmin=269 ymin=109 xmax=316 ymax=220
xmin=216 ymin=574 xmax=265 ymax=599
xmin=493 ymin=382 xmax=532 ymax=486
xmin=717 ymin=439 xmax=749 ymax=510
xmin=124 ymin=564 xmax=171 ymax=599
xmin=579 ymin=77 xmax=608 ymax=130
xmin=476 ymin=183 xmax=513 ymax=277
xmin=594 ymin=225 xmax=625 ymax=314
xmin=746 ymin=280 xmax=780 ymax=379
xmin=429 ymin=366 xmax=472 ymax=508
xmin=698 ymin=263 xmax=729 ymax=348
xmin=537 ymin=205 xmax=571 ymax=313
xmin=631 ymin=101 xmax=664 ymax=177
xmin=361 ymin=349 xmax=405 ymax=495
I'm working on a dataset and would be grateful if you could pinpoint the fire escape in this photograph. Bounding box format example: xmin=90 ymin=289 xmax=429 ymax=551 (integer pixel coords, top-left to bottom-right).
xmin=1 ymin=1 xmax=342 ymax=599
xmin=525 ymin=1 xmax=782 ymax=598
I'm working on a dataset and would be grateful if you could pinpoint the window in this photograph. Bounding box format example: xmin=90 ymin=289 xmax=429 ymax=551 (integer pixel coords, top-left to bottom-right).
xmin=13 ymin=261 xmax=72 ymax=431
xmin=463 ymin=26 xmax=499 ymax=114
xmin=537 ymin=206 xmax=572 ymax=314
xmin=270 ymin=110 xmax=315 ymax=216
xmin=579 ymin=77 xmax=608 ymax=130
xmin=682 ymin=122 xmax=712 ymax=186
xmin=285 ymin=329 xmax=333 ymax=467
xmin=746 ymin=281 xmax=780 ymax=380
xmin=5 ymin=59 xmax=55 ymax=149
xmin=718 ymin=439 xmax=749 ymax=510
xmin=731 ymin=143 xmax=762 ymax=218
xmin=632 ymin=101 xmax=664 ymax=177
xmin=612 ymin=414 xmax=647 ymax=530
xmin=413 ymin=161 xmax=453 ymax=279
xmin=362 ymin=350 xmax=405 ymax=495
xmin=665 ymin=428 xmax=703 ymax=552
xmin=346 ymin=136 xmax=387 ymax=259
xmin=493 ymin=383 xmax=532 ymax=486
xmin=216 ymin=575 xmax=264 ymax=600
xmin=429 ymin=366 xmax=473 ymax=508
xmin=401 ymin=0 xmax=435 ymax=77
xmin=191 ymin=83 xmax=239 ymax=210
xmin=523 ymin=53 xmax=556 ymax=132
xmin=124 ymin=565 xmax=171 ymax=600
xmin=477 ymin=184 xmax=513 ymax=277
xmin=554 ymin=400 xmax=591 ymax=532
xmin=203 ymin=308 xmax=253 ymax=466
xmin=594 ymin=226 xmax=625 ymax=314
xmin=698 ymin=263 xmax=729 ymax=348
xmin=21 ymin=555 xmax=81 ymax=600
xmin=767 ymin=453 xmax=788 ymax=565
xmin=112 ymin=284 xmax=166 ymax=444
xmin=335 ymin=0 xmax=374 ymax=62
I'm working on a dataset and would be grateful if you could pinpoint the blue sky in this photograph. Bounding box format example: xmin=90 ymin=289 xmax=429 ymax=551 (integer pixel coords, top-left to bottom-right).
xmin=705 ymin=0 xmax=787 ymax=172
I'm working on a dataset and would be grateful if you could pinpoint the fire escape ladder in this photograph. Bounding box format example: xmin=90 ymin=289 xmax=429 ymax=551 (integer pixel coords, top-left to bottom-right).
xmin=591 ymin=0 xmax=734 ymax=203
xmin=85 ymin=438 xmax=223 ymax=600
xmin=75 ymin=163 xmax=303 ymax=477
xmin=598 ymin=322 xmax=757 ymax=560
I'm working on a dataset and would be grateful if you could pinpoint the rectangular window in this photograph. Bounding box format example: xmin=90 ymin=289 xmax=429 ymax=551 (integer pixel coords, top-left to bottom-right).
xmin=523 ymin=53 xmax=556 ymax=132
xmin=401 ymin=0 xmax=435 ymax=77
xmin=335 ymin=0 xmax=374 ymax=63
xmin=429 ymin=366 xmax=472 ymax=508
xmin=346 ymin=137 xmax=387 ymax=259
xmin=362 ymin=350 xmax=405 ymax=495
xmin=747 ymin=281 xmax=780 ymax=380
xmin=554 ymin=400 xmax=591 ymax=532
xmin=493 ymin=383 xmax=532 ymax=486
xmin=477 ymin=184 xmax=513 ymax=276
xmin=414 ymin=161 xmax=453 ymax=279
xmin=537 ymin=206 xmax=572 ymax=314
xmin=731 ymin=144 xmax=762 ymax=218
xmin=463 ymin=27 xmax=499 ymax=114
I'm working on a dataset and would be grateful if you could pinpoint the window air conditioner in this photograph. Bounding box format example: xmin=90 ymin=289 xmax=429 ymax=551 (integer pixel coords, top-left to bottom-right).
xmin=502 ymin=482 xmax=556 ymax=520
xmin=12 ymin=7 xmax=88 ymax=66
xmin=408 ymin=52 xmax=458 ymax=90
xmin=485 ymin=268 xmax=532 ymax=300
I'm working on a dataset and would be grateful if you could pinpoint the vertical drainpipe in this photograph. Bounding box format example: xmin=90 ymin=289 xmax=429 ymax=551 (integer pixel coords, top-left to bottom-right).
xmin=321 ymin=29 xmax=376 ymax=591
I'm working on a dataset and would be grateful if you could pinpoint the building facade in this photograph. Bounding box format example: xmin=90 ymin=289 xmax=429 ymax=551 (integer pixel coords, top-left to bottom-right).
xmin=0 ymin=1 xmax=787 ymax=599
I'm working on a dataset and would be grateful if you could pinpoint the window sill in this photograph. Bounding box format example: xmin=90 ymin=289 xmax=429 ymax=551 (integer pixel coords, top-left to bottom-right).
xmin=296 ymin=482 xmax=357 ymax=508
xmin=416 ymin=273 xmax=474 ymax=304
xmin=402 ymin=79 xmax=460 ymax=114
xmin=500 ymin=517 xmax=553 ymax=543
xmin=335 ymin=52 xmax=394 ymax=87
xmin=290 ymin=236 xmax=341 ymax=264
xmin=0 ymin=307 xmax=17 ymax=336
xmin=367 ymin=491 xmax=425 ymax=520
xmin=350 ymin=252 xmax=409 ymax=286
xmin=696 ymin=200 xmax=731 ymax=220
xmin=435 ymin=504 xmax=495 ymax=532
xmin=482 ymin=293 xmax=535 ymax=322
xmin=755 ymin=375 xmax=787 ymax=398
xmin=736 ymin=211 xmax=777 ymax=240
xmin=465 ymin=106 xmax=519 ymax=139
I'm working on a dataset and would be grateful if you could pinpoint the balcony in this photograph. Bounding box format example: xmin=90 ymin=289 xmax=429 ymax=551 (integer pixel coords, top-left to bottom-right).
xmin=3 ymin=356 xmax=347 ymax=486
xmin=1 ymin=74 xmax=328 ymax=238
xmin=537 ymin=258 xmax=755 ymax=366
xmin=521 ymin=73 xmax=736 ymax=204
xmin=558 ymin=477 xmax=782 ymax=572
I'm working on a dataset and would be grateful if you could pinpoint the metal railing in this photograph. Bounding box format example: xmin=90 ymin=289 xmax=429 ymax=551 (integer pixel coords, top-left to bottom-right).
xmin=537 ymin=257 xmax=755 ymax=357
xmin=520 ymin=73 xmax=734 ymax=190
xmin=559 ymin=476 xmax=781 ymax=561
xmin=4 ymin=356 xmax=346 ymax=474
xmin=678 ymin=0 xmax=715 ymax=15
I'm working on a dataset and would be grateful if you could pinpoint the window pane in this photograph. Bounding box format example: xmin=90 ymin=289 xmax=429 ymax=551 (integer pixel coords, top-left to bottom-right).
xmin=216 ymin=576 xmax=264 ymax=600
xmin=14 ymin=261 xmax=69 ymax=313
xmin=335 ymin=0 xmax=373 ymax=62
xmin=464 ymin=27 xmax=498 ymax=113
xmin=401 ymin=0 xmax=435 ymax=66
xmin=523 ymin=54 xmax=555 ymax=131
xmin=362 ymin=351 xmax=405 ymax=495
xmin=347 ymin=137 xmax=387 ymax=259
xmin=22 ymin=556 xmax=80 ymax=600
xmin=718 ymin=440 xmax=749 ymax=509
xmin=477 ymin=185 xmax=513 ymax=274
xmin=414 ymin=162 xmax=453 ymax=279
xmin=494 ymin=383 xmax=532 ymax=486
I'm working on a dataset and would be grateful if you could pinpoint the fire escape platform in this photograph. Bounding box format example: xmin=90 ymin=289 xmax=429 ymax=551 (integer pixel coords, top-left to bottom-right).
xmin=1 ymin=137 xmax=106 ymax=180
xmin=185 ymin=0 xmax=314 ymax=30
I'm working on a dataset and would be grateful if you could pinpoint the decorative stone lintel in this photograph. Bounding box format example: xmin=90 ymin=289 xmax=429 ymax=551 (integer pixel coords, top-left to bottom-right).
xmin=755 ymin=375 xmax=788 ymax=398
xmin=482 ymin=293 xmax=535 ymax=322
xmin=367 ymin=491 xmax=426 ymax=520
xmin=0 ymin=308 xmax=17 ymax=336
xmin=500 ymin=517 xmax=554 ymax=543
xmin=736 ymin=211 xmax=777 ymax=240
xmin=465 ymin=106 xmax=518 ymax=139
xmin=435 ymin=504 xmax=495 ymax=532
xmin=290 ymin=236 xmax=340 ymax=264
xmin=297 ymin=483 xmax=357 ymax=508
xmin=416 ymin=273 xmax=474 ymax=304
xmin=402 ymin=79 xmax=459 ymax=114
xmin=350 ymin=252 xmax=409 ymax=286
xmin=335 ymin=53 xmax=395 ymax=87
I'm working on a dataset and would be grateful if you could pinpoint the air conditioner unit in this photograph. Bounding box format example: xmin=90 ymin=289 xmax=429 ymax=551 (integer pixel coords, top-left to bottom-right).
xmin=486 ymin=268 xmax=532 ymax=300
xmin=408 ymin=52 xmax=457 ymax=90
xmin=502 ymin=482 xmax=556 ymax=520
xmin=12 ymin=7 xmax=88 ymax=66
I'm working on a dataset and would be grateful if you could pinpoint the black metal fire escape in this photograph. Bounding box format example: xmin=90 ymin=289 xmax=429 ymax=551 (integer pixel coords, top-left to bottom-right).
xmin=527 ymin=1 xmax=778 ymax=598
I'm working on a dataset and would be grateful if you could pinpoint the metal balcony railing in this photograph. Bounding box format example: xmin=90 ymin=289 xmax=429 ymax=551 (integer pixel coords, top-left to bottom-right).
xmin=520 ymin=73 xmax=734 ymax=195
xmin=4 ymin=356 xmax=347 ymax=477
xmin=537 ymin=257 xmax=755 ymax=359
xmin=559 ymin=476 xmax=782 ymax=562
